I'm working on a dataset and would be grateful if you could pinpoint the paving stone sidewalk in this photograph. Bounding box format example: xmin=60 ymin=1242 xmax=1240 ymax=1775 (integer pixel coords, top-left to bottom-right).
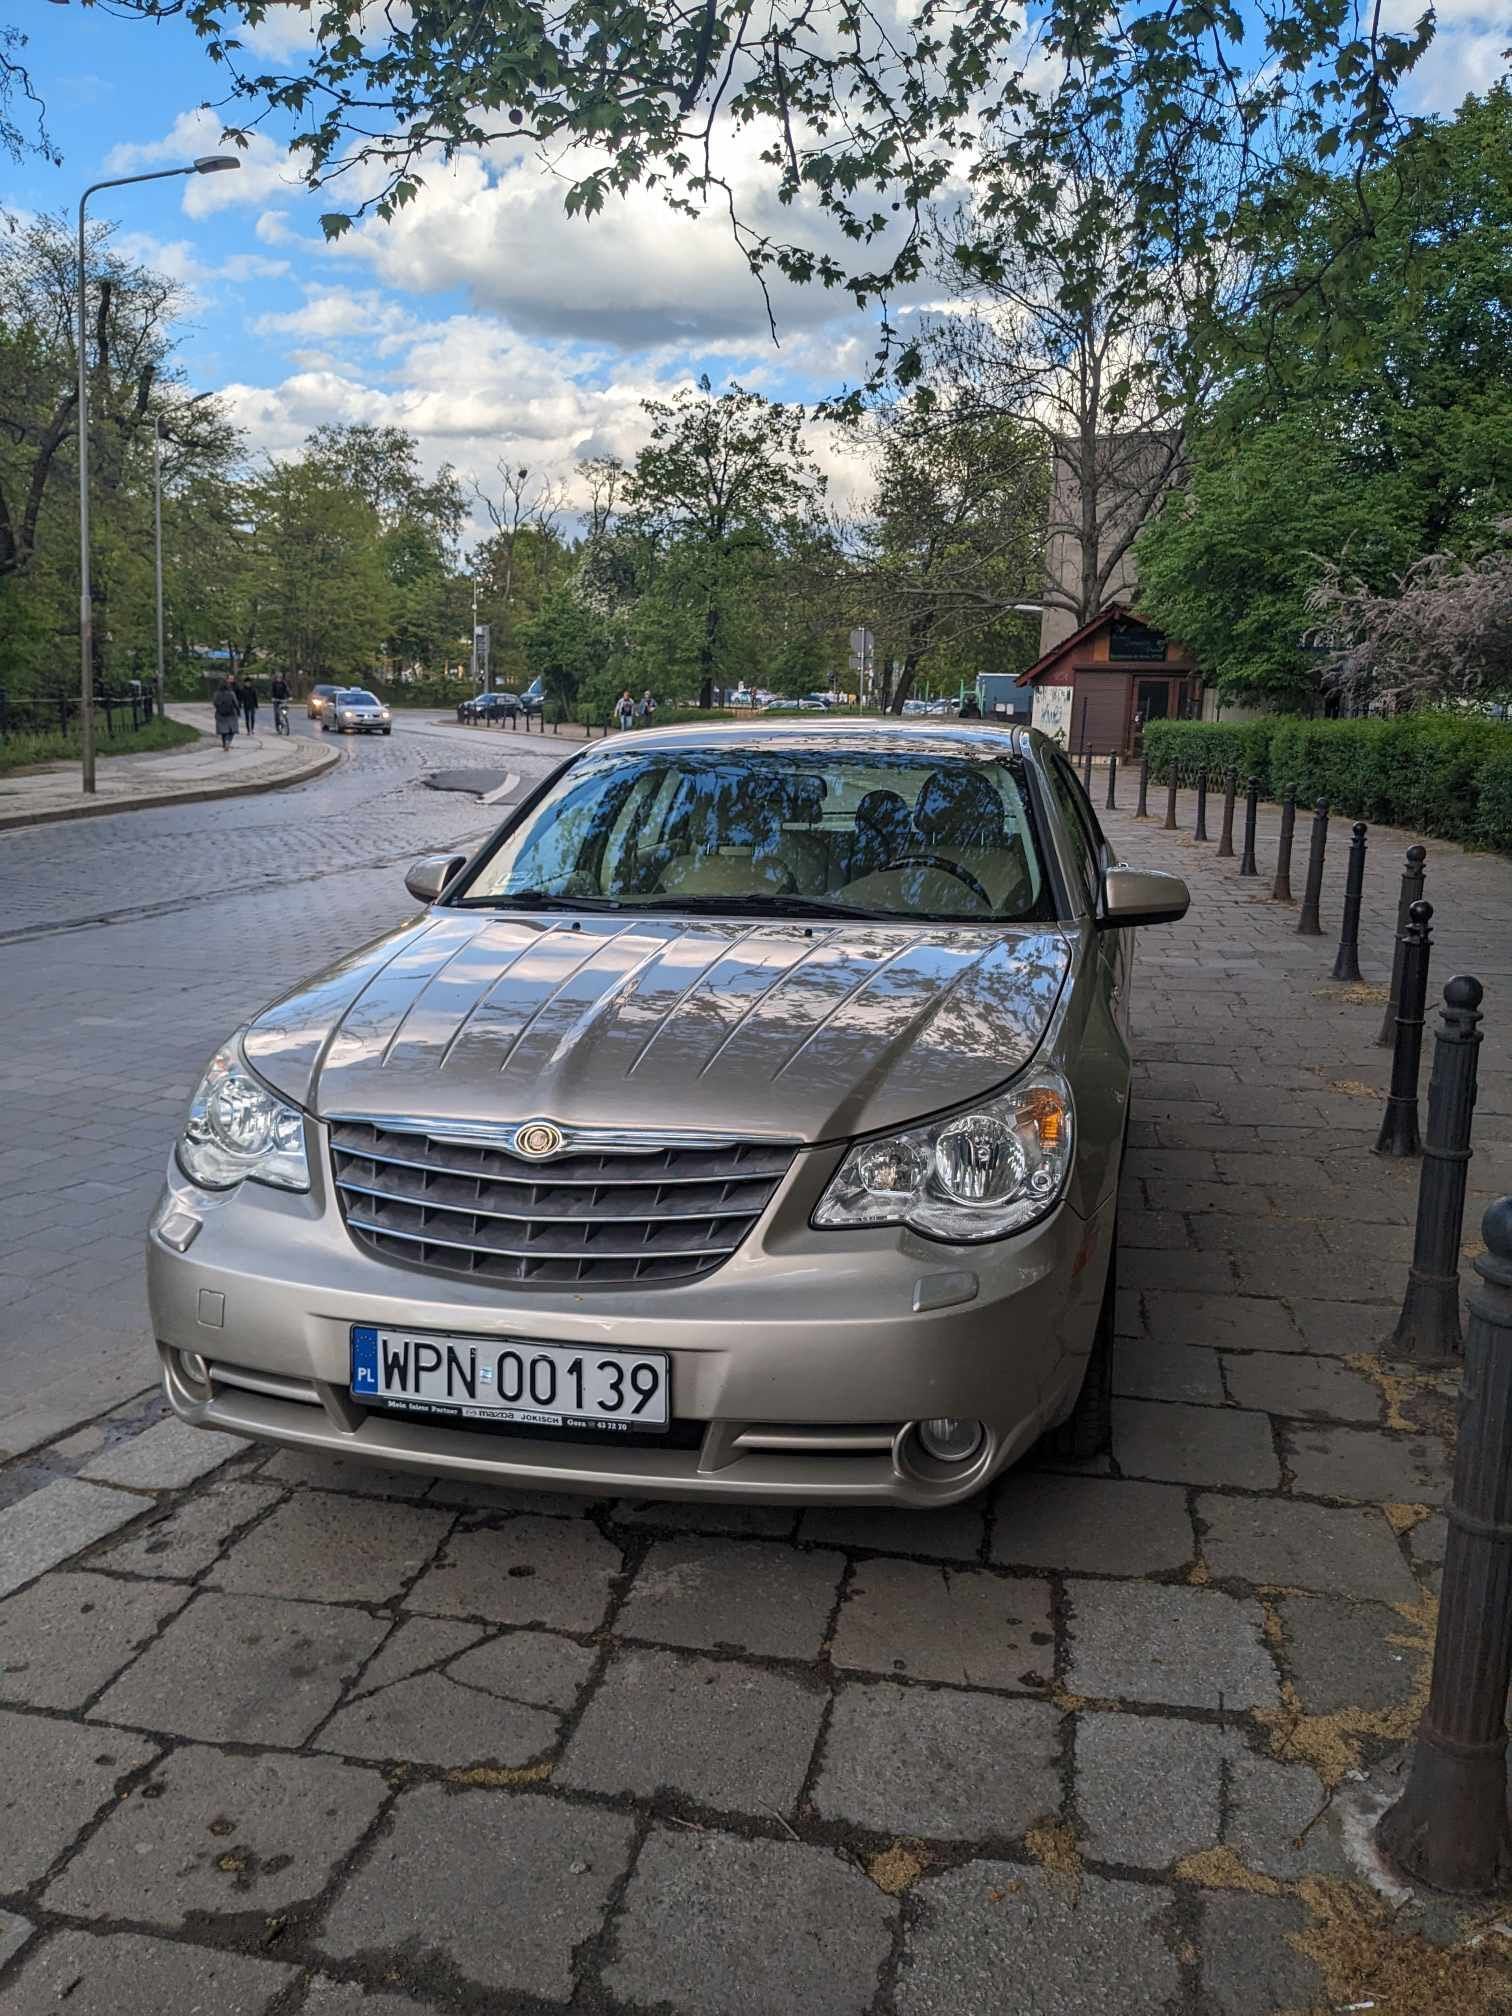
xmin=1 ymin=782 xmax=1509 ymax=2011
xmin=0 ymin=706 xmax=338 ymax=830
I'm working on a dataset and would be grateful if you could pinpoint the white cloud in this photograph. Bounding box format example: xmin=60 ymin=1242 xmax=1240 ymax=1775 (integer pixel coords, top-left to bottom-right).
xmin=1396 ymin=22 xmax=1512 ymax=112
xmin=115 ymin=231 xmax=290 ymax=289
xmin=325 ymin=132 xmax=901 ymax=353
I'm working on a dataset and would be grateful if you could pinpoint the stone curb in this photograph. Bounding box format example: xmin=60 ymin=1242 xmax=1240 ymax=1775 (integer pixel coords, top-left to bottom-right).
xmin=0 ymin=739 xmax=343 ymax=832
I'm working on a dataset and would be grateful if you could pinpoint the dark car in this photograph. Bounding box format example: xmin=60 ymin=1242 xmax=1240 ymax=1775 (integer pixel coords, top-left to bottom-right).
xmin=458 ymin=691 xmax=522 ymax=724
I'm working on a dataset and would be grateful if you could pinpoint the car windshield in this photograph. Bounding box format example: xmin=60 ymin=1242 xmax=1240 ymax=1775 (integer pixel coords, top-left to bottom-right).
xmin=457 ymin=744 xmax=1049 ymax=923
xmin=340 ymin=691 xmax=379 ymax=705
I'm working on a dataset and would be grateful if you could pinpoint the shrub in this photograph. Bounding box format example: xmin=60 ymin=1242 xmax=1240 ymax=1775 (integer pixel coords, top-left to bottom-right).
xmin=1143 ymin=713 xmax=1512 ymax=853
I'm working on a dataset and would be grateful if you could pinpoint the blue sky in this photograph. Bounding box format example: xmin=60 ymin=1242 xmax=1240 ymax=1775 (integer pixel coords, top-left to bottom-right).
xmin=8 ymin=1 xmax=1508 ymax=525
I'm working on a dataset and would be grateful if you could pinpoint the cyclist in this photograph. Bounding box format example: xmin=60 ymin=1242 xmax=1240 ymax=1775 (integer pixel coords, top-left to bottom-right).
xmin=270 ymin=671 xmax=291 ymax=735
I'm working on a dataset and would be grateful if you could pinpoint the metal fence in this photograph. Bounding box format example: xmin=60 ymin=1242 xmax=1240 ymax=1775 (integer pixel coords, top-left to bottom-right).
xmin=0 ymin=688 xmax=158 ymax=743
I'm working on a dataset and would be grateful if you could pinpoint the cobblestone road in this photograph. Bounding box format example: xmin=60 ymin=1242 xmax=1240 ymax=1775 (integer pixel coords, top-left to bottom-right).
xmin=0 ymin=755 xmax=1509 ymax=2011
xmin=0 ymin=712 xmax=568 ymax=1456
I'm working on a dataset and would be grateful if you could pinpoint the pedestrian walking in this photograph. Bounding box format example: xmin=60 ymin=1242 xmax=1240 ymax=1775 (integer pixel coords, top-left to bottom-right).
xmin=239 ymin=676 xmax=260 ymax=736
xmin=638 ymin=689 xmax=657 ymax=728
xmin=212 ymin=675 xmax=240 ymax=751
xmin=615 ymin=689 xmax=635 ymax=732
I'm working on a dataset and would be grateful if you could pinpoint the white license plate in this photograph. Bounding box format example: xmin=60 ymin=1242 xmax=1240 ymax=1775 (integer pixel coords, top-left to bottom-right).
xmin=349 ymin=1326 xmax=669 ymax=1433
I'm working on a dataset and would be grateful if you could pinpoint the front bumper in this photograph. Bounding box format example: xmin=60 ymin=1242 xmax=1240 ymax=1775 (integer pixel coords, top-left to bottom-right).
xmin=147 ymin=1140 xmax=1112 ymax=1507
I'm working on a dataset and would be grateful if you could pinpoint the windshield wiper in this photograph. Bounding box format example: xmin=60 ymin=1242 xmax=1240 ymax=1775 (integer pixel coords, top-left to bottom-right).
xmin=467 ymin=890 xmax=625 ymax=911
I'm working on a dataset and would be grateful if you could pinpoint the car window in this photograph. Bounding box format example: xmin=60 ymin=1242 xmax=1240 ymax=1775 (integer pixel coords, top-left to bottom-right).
xmin=458 ymin=744 xmax=1052 ymax=924
xmin=1046 ymin=755 xmax=1104 ymax=910
xmin=342 ymin=690 xmax=379 ymax=704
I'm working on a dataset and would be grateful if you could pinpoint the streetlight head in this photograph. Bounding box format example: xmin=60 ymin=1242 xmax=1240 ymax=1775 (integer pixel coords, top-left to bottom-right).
xmin=194 ymin=156 xmax=242 ymax=175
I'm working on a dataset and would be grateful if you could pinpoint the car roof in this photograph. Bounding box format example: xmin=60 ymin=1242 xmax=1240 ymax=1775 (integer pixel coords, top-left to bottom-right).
xmin=567 ymin=718 xmax=1044 ymax=763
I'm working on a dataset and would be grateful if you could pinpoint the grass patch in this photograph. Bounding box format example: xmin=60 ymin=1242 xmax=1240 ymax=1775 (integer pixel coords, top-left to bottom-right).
xmin=0 ymin=716 xmax=200 ymax=776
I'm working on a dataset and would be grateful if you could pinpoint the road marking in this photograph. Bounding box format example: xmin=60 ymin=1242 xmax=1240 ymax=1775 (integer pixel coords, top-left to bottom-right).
xmin=482 ymin=772 xmax=520 ymax=805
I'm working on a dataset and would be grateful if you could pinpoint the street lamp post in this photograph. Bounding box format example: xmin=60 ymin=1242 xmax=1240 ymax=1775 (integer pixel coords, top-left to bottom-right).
xmin=153 ymin=417 xmax=165 ymax=723
xmin=77 ymin=154 xmax=239 ymax=792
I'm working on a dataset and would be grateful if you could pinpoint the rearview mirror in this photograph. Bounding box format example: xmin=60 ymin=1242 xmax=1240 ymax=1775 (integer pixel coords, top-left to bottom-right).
xmin=1097 ymin=865 xmax=1190 ymax=929
xmin=404 ymin=853 xmax=467 ymax=905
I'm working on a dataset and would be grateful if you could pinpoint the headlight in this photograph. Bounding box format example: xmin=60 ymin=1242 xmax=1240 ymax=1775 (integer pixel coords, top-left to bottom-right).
xmin=813 ymin=1069 xmax=1072 ymax=1243
xmin=178 ymin=1041 xmax=310 ymax=1192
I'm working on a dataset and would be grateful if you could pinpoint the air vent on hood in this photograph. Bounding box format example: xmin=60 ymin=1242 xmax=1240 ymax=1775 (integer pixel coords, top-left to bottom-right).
xmin=328 ymin=1120 xmax=794 ymax=1289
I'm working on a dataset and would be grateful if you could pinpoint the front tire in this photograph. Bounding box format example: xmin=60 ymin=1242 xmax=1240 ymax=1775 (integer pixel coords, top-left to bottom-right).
xmin=382 ymin=726 xmax=392 ymax=735
xmin=1047 ymin=1231 xmax=1116 ymax=1461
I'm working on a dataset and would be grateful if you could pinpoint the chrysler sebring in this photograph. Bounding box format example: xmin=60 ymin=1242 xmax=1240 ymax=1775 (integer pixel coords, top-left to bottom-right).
xmin=148 ymin=722 xmax=1187 ymax=1506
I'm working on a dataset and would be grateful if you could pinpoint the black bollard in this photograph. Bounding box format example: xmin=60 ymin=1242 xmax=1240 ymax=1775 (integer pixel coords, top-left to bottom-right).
xmin=1082 ymin=745 xmax=1093 ymax=792
xmin=1296 ymin=800 xmax=1328 ymax=934
xmin=1216 ymin=768 xmax=1237 ymax=858
xmin=1194 ymin=769 xmax=1210 ymax=843
xmin=1272 ymin=792 xmax=1296 ymax=903
xmin=1384 ymin=975 xmax=1484 ymax=1365
xmin=1377 ymin=1196 xmax=1512 ymax=1894
xmin=1330 ymin=820 xmax=1368 ymax=981
xmin=1374 ymin=900 xmax=1433 ymax=1157
xmin=1377 ymin=846 xmax=1429 ymax=1047
xmin=1238 ymin=775 xmax=1260 ymax=876
xmin=1105 ymin=749 xmax=1118 ymax=812
xmin=1162 ymin=766 xmax=1179 ymax=831
xmin=1135 ymin=755 xmax=1149 ymax=818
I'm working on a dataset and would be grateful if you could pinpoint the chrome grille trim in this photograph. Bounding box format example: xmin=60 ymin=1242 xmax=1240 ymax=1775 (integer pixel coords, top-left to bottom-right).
xmin=328 ymin=1118 xmax=796 ymax=1289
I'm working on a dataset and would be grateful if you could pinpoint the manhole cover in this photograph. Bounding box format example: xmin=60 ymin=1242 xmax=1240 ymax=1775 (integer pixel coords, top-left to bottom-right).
xmin=423 ymin=769 xmax=505 ymax=797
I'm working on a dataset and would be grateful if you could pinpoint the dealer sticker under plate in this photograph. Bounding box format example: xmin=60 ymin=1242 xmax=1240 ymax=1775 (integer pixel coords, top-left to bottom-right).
xmin=350 ymin=1326 xmax=669 ymax=1433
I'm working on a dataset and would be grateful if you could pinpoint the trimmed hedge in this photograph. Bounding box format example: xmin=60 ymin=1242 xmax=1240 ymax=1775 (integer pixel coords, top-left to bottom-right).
xmin=1142 ymin=715 xmax=1512 ymax=854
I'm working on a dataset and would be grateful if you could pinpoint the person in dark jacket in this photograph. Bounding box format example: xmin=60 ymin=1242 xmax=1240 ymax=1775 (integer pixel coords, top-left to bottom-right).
xmin=239 ymin=677 xmax=259 ymax=735
xmin=213 ymin=677 xmax=240 ymax=750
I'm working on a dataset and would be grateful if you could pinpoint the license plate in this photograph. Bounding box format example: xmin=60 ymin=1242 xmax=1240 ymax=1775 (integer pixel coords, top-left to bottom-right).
xmin=349 ymin=1326 xmax=669 ymax=1434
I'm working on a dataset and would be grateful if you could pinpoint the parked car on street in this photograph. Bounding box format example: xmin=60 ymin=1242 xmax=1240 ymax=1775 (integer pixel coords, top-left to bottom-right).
xmin=457 ymin=691 xmax=523 ymax=723
xmin=149 ymin=720 xmax=1187 ymax=1508
xmin=324 ymin=689 xmax=392 ymax=735
xmin=306 ymin=682 xmax=340 ymax=720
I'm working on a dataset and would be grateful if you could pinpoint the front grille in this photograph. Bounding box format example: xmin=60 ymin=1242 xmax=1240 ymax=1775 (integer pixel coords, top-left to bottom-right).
xmin=328 ymin=1121 xmax=795 ymax=1289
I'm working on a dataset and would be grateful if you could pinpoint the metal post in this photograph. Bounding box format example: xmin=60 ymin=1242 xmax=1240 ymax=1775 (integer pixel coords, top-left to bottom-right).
xmin=1239 ymin=776 xmax=1260 ymax=876
xmin=1104 ymin=749 xmax=1117 ymax=812
xmin=1331 ymin=821 xmax=1368 ymax=981
xmin=1384 ymin=976 xmax=1484 ymax=1365
xmin=1193 ymin=768 xmax=1209 ymax=842
xmin=1378 ymin=846 xmax=1429 ymax=1047
xmin=1376 ymin=1196 xmax=1512 ymax=1894
xmin=152 ymin=417 xmax=166 ymax=721
xmin=1162 ymin=766 xmax=1178 ymax=831
xmin=77 ymin=191 xmax=95 ymax=794
xmin=1271 ymin=793 xmax=1296 ymax=903
xmin=1296 ymin=801 xmax=1329 ymax=935
xmin=1082 ymin=745 xmax=1093 ymax=792
xmin=1216 ymin=768 xmax=1237 ymax=858
xmin=1375 ymin=900 xmax=1433 ymax=1157
xmin=1135 ymin=755 xmax=1149 ymax=818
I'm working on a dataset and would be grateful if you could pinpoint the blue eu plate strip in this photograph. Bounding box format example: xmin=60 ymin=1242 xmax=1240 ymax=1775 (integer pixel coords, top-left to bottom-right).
xmin=351 ymin=1325 xmax=379 ymax=1394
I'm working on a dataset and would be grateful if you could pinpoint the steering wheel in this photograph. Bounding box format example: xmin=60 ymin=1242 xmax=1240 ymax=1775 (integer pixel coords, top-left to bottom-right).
xmin=885 ymin=853 xmax=993 ymax=907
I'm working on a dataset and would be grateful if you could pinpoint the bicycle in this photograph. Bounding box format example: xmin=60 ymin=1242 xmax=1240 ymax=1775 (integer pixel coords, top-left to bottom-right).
xmin=272 ymin=698 xmax=290 ymax=735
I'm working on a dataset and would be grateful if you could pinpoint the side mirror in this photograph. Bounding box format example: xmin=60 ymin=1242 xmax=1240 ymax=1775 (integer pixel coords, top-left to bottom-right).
xmin=404 ymin=853 xmax=467 ymax=905
xmin=1097 ymin=865 xmax=1190 ymax=929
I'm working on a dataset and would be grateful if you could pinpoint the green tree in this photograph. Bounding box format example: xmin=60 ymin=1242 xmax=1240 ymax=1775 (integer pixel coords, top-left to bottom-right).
xmin=246 ymin=459 xmax=392 ymax=680
xmin=521 ymin=584 xmax=629 ymax=720
xmin=0 ymin=212 xmax=241 ymax=694
xmin=852 ymin=401 xmax=1046 ymax=713
xmin=1136 ymin=90 xmax=1512 ymax=706
xmin=118 ymin=0 xmax=1443 ymax=391
xmin=626 ymin=379 xmax=825 ymax=695
xmin=304 ymin=422 xmax=465 ymax=674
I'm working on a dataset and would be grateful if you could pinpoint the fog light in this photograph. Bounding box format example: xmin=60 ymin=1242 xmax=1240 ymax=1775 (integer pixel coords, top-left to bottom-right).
xmin=917 ymin=1416 xmax=984 ymax=1463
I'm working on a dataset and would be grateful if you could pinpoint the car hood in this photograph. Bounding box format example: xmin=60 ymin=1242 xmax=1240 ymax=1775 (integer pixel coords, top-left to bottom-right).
xmin=242 ymin=911 xmax=1070 ymax=1144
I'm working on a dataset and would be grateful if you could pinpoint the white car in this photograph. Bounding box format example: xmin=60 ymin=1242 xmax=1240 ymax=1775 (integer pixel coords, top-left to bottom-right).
xmin=325 ymin=689 xmax=392 ymax=736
